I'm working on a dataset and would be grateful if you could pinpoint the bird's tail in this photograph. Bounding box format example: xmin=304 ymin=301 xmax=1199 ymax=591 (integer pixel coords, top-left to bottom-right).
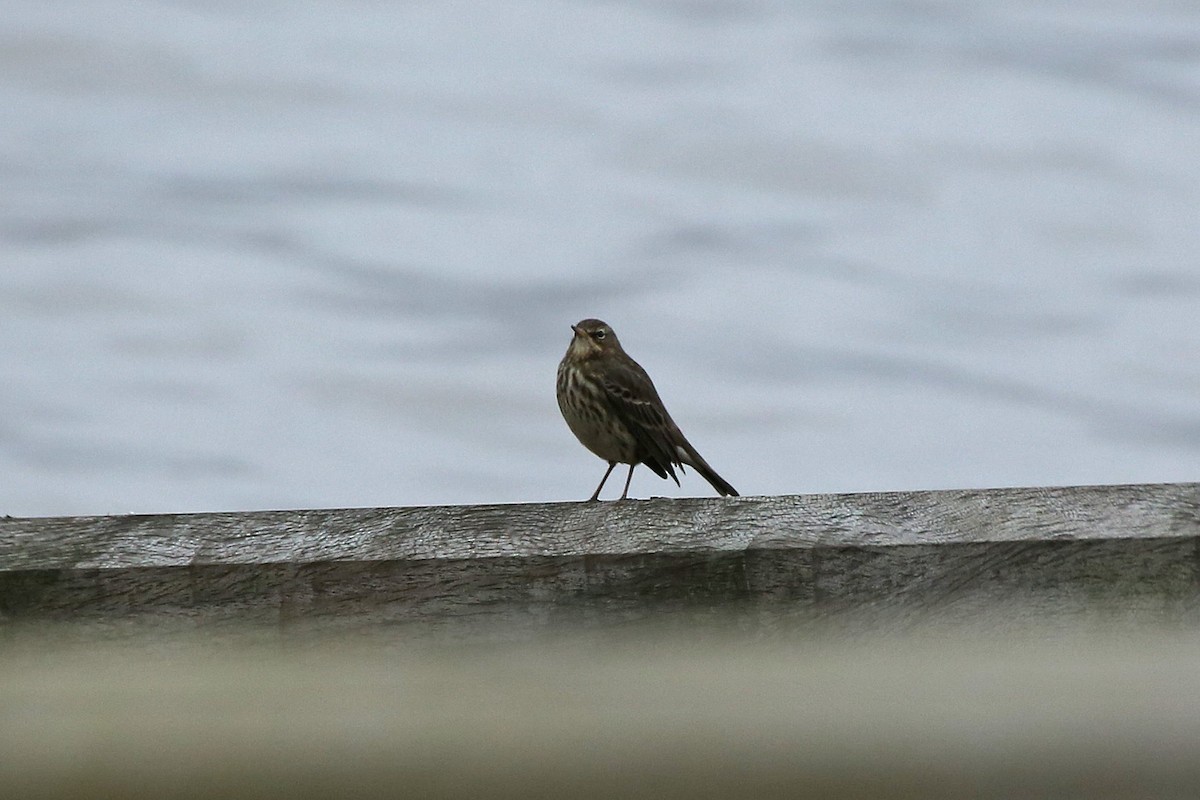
xmin=676 ymin=443 xmax=738 ymax=497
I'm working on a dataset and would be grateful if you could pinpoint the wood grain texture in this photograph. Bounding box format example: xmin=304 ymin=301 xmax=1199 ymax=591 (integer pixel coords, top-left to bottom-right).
xmin=1 ymin=482 xmax=1198 ymax=642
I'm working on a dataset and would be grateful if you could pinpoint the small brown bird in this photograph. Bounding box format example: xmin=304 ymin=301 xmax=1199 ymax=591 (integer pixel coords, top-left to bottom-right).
xmin=557 ymin=318 xmax=738 ymax=501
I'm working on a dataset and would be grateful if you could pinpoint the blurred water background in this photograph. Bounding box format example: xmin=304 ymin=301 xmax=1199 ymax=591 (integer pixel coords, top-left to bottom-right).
xmin=2 ymin=1 xmax=1198 ymax=516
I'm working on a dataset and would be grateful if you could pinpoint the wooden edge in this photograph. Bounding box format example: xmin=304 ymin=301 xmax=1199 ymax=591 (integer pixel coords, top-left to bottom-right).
xmin=1 ymin=482 xmax=1198 ymax=571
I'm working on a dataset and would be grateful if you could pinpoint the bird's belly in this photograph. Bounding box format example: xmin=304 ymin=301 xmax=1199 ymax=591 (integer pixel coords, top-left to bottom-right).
xmin=557 ymin=367 xmax=638 ymax=463
xmin=564 ymin=408 xmax=637 ymax=463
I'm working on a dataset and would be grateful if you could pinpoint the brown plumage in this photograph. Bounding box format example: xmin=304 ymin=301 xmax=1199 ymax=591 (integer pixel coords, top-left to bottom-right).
xmin=556 ymin=318 xmax=739 ymax=501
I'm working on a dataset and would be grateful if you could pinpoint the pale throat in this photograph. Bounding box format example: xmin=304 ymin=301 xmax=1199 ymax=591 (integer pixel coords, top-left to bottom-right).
xmin=568 ymin=337 xmax=601 ymax=359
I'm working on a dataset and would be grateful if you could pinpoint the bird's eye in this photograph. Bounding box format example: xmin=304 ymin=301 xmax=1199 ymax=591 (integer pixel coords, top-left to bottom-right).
xmin=593 ymin=329 xmax=606 ymax=340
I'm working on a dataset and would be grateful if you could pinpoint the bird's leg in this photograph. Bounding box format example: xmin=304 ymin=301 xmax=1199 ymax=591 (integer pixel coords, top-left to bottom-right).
xmin=619 ymin=464 xmax=636 ymax=500
xmin=589 ymin=461 xmax=617 ymax=502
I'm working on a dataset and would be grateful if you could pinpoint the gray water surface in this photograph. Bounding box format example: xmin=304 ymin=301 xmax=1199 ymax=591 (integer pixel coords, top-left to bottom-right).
xmin=3 ymin=1 xmax=1199 ymax=515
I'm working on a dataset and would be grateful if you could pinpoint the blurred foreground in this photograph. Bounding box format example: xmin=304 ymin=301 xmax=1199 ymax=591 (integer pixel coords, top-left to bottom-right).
xmin=4 ymin=623 xmax=1200 ymax=799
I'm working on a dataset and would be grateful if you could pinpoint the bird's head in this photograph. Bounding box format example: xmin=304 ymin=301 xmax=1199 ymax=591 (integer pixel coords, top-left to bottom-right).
xmin=567 ymin=318 xmax=622 ymax=360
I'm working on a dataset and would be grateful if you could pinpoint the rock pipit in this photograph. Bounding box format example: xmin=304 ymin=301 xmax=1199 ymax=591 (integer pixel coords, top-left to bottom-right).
xmin=556 ymin=318 xmax=738 ymax=500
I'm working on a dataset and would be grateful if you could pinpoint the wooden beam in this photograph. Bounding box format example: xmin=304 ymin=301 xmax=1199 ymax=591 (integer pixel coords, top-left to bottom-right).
xmin=2 ymin=482 xmax=1197 ymax=641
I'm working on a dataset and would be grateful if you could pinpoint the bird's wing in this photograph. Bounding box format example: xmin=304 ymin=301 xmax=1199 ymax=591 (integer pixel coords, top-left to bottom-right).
xmin=596 ymin=359 xmax=683 ymax=485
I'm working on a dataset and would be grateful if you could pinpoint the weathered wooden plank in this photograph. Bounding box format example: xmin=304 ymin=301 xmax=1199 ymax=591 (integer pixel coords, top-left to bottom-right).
xmin=1 ymin=482 xmax=1198 ymax=641
xmin=3 ymin=482 xmax=1197 ymax=569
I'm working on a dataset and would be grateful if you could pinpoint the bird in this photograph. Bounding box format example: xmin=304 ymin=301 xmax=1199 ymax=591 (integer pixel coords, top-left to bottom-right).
xmin=556 ymin=318 xmax=738 ymax=501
